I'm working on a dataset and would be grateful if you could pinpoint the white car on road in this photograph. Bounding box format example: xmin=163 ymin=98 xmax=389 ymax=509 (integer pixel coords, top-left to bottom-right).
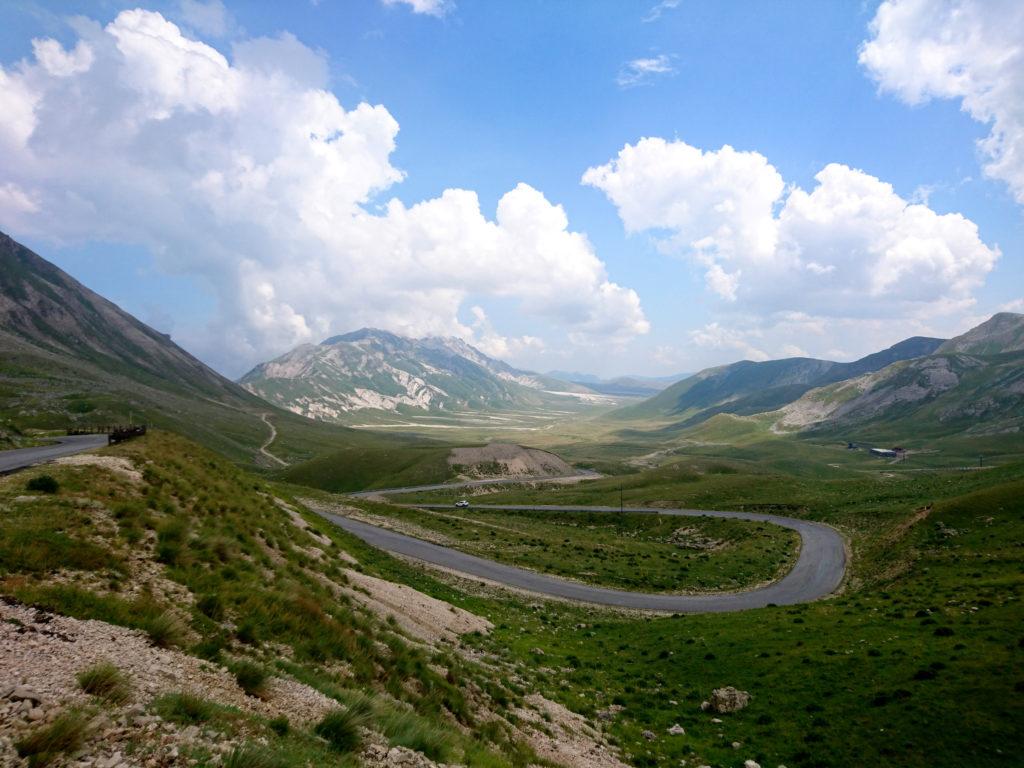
xmin=454 ymin=499 xmax=470 ymax=508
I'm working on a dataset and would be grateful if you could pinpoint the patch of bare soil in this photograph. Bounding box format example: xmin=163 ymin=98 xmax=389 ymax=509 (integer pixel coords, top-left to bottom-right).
xmin=313 ymin=567 xmax=492 ymax=646
xmin=513 ymin=694 xmax=628 ymax=768
xmin=449 ymin=443 xmax=574 ymax=479
xmin=51 ymin=455 xmax=143 ymax=485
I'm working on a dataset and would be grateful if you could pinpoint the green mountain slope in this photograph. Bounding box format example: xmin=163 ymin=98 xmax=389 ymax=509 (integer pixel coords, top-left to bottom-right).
xmin=775 ymin=314 xmax=1024 ymax=439
xmin=937 ymin=311 xmax=1024 ymax=354
xmin=239 ymin=328 xmax=602 ymax=423
xmin=616 ymin=335 xmax=944 ymax=425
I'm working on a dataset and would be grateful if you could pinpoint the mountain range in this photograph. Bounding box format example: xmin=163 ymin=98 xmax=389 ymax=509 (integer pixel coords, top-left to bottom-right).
xmin=1 ymin=229 xmax=1020 ymax=457
xmin=616 ymin=314 xmax=1023 ymax=439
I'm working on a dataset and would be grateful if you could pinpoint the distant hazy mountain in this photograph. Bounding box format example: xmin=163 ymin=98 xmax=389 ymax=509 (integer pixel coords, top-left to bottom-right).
xmin=240 ymin=329 xmax=601 ymax=421
xmin=546 ymin=370 xmax=688 ymax=397
xmin=617 ymin=336 xmax=945 ymax=426
xmin=776 ymin=313 xmax=1024 ymax=437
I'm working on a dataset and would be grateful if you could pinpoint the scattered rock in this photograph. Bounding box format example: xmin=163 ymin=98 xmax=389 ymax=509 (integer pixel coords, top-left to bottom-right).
xmin=707 ymin=686 xmax=751 ymax=713
xmin=667 ymin=723 xmax=685 ymax=735
xmin=744 ymin=761 xmax=761 ymax=768
xmin=641 ymin=730 xmax=656 ymax=741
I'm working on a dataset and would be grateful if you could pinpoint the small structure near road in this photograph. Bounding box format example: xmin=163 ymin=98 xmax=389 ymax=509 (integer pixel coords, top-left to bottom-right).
xmin=67 ymin=425 xmax=148 ymax=445
xmin=869 ymin=446 xmax=907 ymax=460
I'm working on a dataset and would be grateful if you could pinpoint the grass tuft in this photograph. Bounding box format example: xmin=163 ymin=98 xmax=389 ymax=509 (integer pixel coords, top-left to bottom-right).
xmin=232 ymin=661 xmax=269 ymax=698
xmin=76 ymin=662 xmax=130 ymax=705
xmin=222 ymin=743 xmax=286 ymax=768
xmin=314 ymin=708 xmax=368 ymax=753
xmin=146 ymin=611 xmax=187 ymax=648
xmin=152 ymin=693 xmax=217 ymax=724
xmin=15 ymin=709 xmax=90 ymax=767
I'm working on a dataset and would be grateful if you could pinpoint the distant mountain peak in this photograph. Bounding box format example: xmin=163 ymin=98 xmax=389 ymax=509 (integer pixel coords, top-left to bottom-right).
xmin=239 ymin=328 xmax=597 ymax=421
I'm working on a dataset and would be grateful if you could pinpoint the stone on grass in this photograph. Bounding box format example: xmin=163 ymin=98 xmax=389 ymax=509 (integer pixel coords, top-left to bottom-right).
xmin=667 ymin=723 xmax=685 ymax=735
xmin=707 ymin=686 xmax=751 ymax=713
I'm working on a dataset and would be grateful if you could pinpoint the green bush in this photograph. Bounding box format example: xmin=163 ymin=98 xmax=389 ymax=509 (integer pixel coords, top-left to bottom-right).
xmin=15 ymin=710 xmax=90 ymax=767
xmin=26 ymin=475 xmax=59 ymax=494
xmin=76 ymin=662 xmax=130 ymax=704
xmin=314 ymin=708 xmax=368 ymax=753
xmin=268 ymin=715 xmax=289 ymax=736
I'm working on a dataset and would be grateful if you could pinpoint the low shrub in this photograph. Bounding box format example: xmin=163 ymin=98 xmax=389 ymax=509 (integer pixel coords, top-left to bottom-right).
xmin=26 ymin=475 xmax=59 ymax=494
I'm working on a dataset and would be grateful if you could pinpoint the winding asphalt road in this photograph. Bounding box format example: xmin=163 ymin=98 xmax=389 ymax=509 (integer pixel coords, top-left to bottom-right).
xmin=312 ymin=500 xmax=847 ymax=613
xmin=0 ymin=434 xmax=108 ymax=474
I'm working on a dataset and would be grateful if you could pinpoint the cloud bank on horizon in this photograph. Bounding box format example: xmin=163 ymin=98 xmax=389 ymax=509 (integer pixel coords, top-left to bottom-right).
xmin=0 ymin=8 xmax=646 ymax=373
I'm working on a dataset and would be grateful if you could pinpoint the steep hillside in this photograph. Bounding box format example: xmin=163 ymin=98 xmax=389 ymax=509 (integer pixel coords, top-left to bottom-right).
xmin=937 ymin=312 xmax=1024 ymax=354
xmin=0 ymin=232 xmax=250 ymax=405
xmin=776 ymin=350 xmax=1024 ymax=438
xmin=0 ymin=432 xmax=605 ymax=768
xmin=240 ymin=328 xmax=601 ymax=422
xmin=616 ymin=336 xmax=944 ymax=425
xmin=0 ymin=232 xmax=438 ymax=469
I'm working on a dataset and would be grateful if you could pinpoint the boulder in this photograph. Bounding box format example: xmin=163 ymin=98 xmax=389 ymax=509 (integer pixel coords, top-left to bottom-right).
xmin=9 ymin=687 xmax=43 ymax=705
xmin=641 ymin=729 xmax=656 ymax=741
xmin=667 ymin=723 xmax=685 ymax=735
xmin=707 ymin=686 xmax=751 ymax=713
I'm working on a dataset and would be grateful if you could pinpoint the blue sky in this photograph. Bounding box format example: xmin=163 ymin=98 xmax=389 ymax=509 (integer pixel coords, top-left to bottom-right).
xmin=1 ymin=0 xmax=1021 ymax=377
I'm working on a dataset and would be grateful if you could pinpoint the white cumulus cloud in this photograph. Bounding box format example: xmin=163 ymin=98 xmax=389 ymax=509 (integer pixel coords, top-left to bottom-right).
xmin=584 ymin=137 xmax=998 ymax=318
xmin=584 ymin=136 xmax=1000 ymax=362
xmin=0 ymin=9 xmax=646 ymax=374
xmin=860 ymin=0 xmax=1024 ymax=204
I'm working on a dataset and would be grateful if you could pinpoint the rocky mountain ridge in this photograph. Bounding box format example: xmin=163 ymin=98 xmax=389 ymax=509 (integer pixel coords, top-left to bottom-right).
xmin=239 ymin=329 xmax=599 ymax=422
